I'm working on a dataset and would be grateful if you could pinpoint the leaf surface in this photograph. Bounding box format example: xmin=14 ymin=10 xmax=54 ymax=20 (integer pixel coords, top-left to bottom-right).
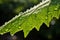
xmin=0 ymin=0 xmax=60 ymax=37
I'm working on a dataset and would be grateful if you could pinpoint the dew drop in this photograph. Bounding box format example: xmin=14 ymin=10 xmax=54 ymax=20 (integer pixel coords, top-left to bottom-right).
xmin=19 ymin=27 xmax=21 ymax=29
xmin=46 ymin=16 xmax=48 ymax=19
xmin=54 ymin=7 xmax=58 ymax=11
xmin=4 ymin=22 xmax=8 ymax=25
xmin=5 ymin=29 xmax=8 ymax=32
xmin=48 ymin=12 xmax=51 ymax=14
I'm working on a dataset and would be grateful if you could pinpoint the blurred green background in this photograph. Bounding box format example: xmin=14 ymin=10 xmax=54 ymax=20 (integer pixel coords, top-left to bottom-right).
xmin=0 ymin=0 xmax=60 ymax=40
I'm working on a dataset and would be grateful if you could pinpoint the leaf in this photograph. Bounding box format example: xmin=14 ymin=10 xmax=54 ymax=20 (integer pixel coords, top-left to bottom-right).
xmin=0 ymin=0 xmax=60 ymax=38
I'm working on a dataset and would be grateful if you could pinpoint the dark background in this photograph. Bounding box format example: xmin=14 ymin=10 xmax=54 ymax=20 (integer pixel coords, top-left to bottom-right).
xmin=0 ymin=0 xmax=60 ymax=40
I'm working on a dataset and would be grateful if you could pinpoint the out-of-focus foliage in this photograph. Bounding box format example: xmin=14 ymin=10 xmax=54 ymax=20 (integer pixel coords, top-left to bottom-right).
xmin=0 ymin=0 xmax=41 ymax=14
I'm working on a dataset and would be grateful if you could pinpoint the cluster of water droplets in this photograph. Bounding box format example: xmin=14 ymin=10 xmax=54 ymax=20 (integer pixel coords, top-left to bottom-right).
xmin=0 ymin=0 xmax=51 ymax=35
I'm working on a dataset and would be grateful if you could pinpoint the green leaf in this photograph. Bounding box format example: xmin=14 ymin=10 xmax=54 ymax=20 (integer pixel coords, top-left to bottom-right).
xmin=0 ymin=0 xmax=60 ymax=38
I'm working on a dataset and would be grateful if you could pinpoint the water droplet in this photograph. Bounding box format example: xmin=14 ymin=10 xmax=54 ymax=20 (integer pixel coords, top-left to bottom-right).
xmin=48 ymin=12 xmax=51 ymax=14
xmin=54 ymin=8 xmax=58 ymax=11
xmin=5 ymin=29 xmax=8 ymax=32
xmin=19 ymin=27 xmax=21 ymax=29
xmin=46 ymin=16 xmax=48 ymax=19
xmin=4 ymin=22 xmax=8 ymax=25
